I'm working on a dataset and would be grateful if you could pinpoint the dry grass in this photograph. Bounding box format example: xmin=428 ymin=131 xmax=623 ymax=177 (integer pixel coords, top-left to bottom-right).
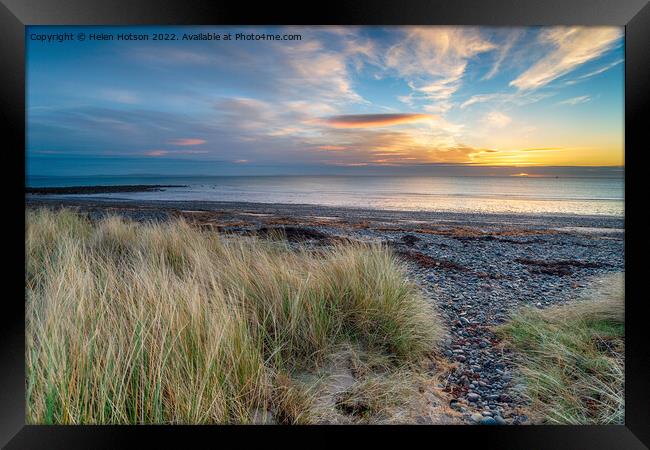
xmin=333 ymin=370 xmax=422 ymax=422
xmin=496 ymin=273 xmax=624 ymax=424
xmin=26 ymin=208 xmax=443 ymax=424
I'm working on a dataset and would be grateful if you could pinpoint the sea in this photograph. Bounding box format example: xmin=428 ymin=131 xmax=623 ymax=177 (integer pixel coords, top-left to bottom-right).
xmin=27 ymin=175 xmax=625 ymax=217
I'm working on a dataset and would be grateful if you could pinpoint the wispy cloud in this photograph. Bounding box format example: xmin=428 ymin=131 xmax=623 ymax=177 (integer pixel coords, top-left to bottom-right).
xmin=557 ymin=95 xmax=591 ymax=106
xmin=483 ymin=30 xmax=523 ymax=80
xmin=386 ymin=27 xmax=495 ymax=79
xmin=460 ymin=91 xmax=553 ymax=109
xmin=510 ymin=27 xmax=622 ymax=90
xmin=565 ymin=58 xmax=623 ymax=85
xmin=283 ymin=40 xmax=365 ymax=104
xmin=100 ymin=89 xmax=140 ymax=104
xmin=483 ymin=111 xmax=512 ymax=128
xmin=144 ymin=148 xmax=209 ymax=157
xmin=132 ymin=32 xmax=367 ymax=108
xmin=387 ymin=27 xmax=495 ymax=110
xmin=144 ymin=149 xmax=168 ymax=156
xmin=168 ymin=138 xmax=206 ymax=146
xmin=317 ymin=145 xmax=348 ymax=151
xmin=176 ymin=150 xmax=209 ymax=154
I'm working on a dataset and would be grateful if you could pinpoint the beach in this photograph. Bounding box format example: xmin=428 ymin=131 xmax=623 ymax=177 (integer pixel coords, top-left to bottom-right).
xmin=26 ymin=193 xmax=624 ymax=424
xmin=22 ymin=23 xmax=627 ymax=429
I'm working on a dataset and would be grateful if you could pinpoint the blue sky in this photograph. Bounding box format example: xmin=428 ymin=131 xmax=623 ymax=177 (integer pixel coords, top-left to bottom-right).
xmin=27 ymin=26 xmax=624 ymax=177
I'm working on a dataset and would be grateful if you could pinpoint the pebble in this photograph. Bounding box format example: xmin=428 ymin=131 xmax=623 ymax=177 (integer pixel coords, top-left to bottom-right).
xmin=480 ymin=417 xmax=497 ymax=425
xmin=494 ymin=415 xmax=507 ymax=425
xmin=470 ymin=413 xmax=483 ymax=423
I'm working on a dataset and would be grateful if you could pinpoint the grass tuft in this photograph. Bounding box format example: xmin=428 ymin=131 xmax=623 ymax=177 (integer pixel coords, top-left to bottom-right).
xmin=496 ymin=273 xmax=624 ymax=424
xmin=26 ymin=208 xmax=443 ymax=424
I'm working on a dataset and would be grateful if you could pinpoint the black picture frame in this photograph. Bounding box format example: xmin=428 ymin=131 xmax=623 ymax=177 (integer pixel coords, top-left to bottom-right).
xmin=2 ymin=0 xmax=648 ymax=448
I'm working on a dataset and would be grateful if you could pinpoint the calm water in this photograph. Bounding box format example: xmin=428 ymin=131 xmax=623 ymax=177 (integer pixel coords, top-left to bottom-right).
xmin=28 ymin=175 xmax=624 ymax=217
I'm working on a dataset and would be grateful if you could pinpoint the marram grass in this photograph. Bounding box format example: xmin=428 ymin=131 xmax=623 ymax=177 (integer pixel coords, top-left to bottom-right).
xmin=496 ymin=273 xmax=624 ymax=425
xmin=26 ymin=208 xmax=442 ymax=424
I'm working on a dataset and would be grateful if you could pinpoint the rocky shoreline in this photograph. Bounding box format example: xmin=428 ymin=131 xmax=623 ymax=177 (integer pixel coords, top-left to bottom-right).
xmin=26 ymin=185 xmax=185 ymax=195
xmin=26 ymin=196 xmax=625 ymax=424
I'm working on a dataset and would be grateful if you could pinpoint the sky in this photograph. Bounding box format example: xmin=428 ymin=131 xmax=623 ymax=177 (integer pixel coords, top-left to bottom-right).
xmin=26 ymin=26 xmax=625 ymax=178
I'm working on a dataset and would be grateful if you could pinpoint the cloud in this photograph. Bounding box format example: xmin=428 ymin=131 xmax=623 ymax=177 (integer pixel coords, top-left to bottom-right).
xmin=460 ymin=93 xmax=503 ymax=109
xmin=460 ymin=91 xmax=554 ymax=109
xmin=483 ymin=30 xmax=523 ymax=80
xmin=175 ymin=149 xmax=209 ymax=154
xmin=317 ymin=145 xmax=348 ymax=151
xmin=47 ymin=29 xmax=493 ymax=168
xmin=386 ymin=27 xmax=495 ymax=79
xmin=144 ymin=148 xmax=209 ymax=157
xmin=28 ymin=107 xmax=213 ymax=154
xmin=308 ymin=124 xmax=486 ymax=166
xmin=213 ymin=97 xmax=315 ymax=141
xmin=132 ymin=29 xmax=367 ymax=108
xmin=168 ymin=138 xmax=206 ymax=146
xmin=28 ymin=26 xmax=625 ymax=172
xmin=386 ymin=27 xmax=496 ymax=109
xmin=144 ymin=150 xmax=168 ymax=156
xmin=519 ymin=147 xmax=564 ymax=152
xmin=557 ymin=95 xmax=591 ymax=106
xmin=483 ymin=111 xmax=512 ymax=128
xmin=411 ymin=78 xmax=460 ymax=100
xmin=277 ymin=39 xmax=366 ymax=104
xmin=510 ymin=27 xmax=622 ymax=90
xmin=100 ymin=89 xmax=140 ymax=104
xmin=565 ymin=58 xmax=623 ymax=85
xmin=338 ymin=32 xmax=379 ymax=71
xmin=317 ymin=113 xmax=437 ymax=128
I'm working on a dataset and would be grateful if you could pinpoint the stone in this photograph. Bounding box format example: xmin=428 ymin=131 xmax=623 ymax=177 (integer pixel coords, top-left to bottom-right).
xmin=401 ymin=234 xmax=421 ymax=247
xmin=480 ymin=417 xmax=497 ymax=425
xmin=470 ymin=413 xmax=483 ymax=423
xmin=494 ymin=415 xmax=507 ymax=425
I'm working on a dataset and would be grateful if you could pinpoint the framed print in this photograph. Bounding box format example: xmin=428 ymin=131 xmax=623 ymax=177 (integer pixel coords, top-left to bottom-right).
xmin=2 ymin=0 xmax=649 ymax=448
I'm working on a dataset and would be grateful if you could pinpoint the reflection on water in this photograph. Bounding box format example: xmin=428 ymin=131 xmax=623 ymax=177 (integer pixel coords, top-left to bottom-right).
xmin=28 ymin=175 xmax=624 ymax=217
